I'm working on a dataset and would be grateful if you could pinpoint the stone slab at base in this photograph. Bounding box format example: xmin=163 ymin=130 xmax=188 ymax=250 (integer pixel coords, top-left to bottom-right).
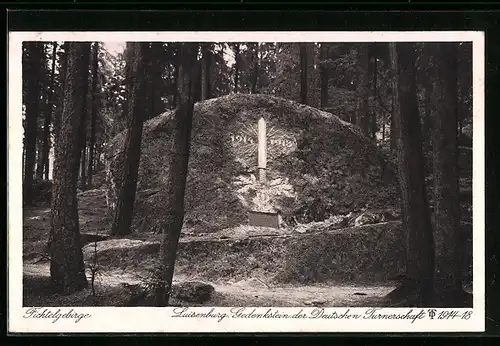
xmin=248 ymin=211 xmax=280 ymax=228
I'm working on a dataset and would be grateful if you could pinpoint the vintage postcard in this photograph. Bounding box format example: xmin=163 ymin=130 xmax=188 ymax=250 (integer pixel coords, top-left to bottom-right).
xmin=8 ymin=31 xmax=485 ymax=333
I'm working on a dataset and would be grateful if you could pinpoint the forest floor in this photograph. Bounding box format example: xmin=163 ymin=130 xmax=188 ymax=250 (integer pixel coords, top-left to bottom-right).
xmin=21 ymin=188 xmax=402 ymax=308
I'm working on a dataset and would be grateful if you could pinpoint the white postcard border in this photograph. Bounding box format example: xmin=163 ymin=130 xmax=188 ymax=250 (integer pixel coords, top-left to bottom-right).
xmin=8 ymin=31 xmax=485 ymax=333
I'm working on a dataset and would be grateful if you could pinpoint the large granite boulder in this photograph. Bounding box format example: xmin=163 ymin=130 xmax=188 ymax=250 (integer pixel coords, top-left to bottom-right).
xmin=105 ymin=94 xmax=398 ymax=233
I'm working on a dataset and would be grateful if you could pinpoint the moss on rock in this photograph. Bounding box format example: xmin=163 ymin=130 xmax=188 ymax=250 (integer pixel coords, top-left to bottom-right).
xmin=105 ymin=94 xmax=398 ymax=233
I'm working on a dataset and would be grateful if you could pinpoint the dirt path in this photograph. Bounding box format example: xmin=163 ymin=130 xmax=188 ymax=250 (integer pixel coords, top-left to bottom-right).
xmin=23 ymin=262 xmax=393 ymax=307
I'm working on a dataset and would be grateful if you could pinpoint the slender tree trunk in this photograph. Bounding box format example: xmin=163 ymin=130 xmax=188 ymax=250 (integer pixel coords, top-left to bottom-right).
xmin=87 ymin=42 xmax=99 ymax=188
xmin=430 ymin=43 xmax=470 ymax=307
xmin=53 ymin=42 xmax=69 ymax=146
xmin=421 ymin=46 xmax=433 ymax=153
xmin=356 ymin=44 xmax=370 ymax=135
xmin=251 ymin=43 xmax=259 ymax=94
xmin=172 ymin=64 xmax=179 ymax=108
xmin=201 ymin=43 xmax=213 ymax=100
xmin=36 ymin=137 xmax=44 ymax=179
xmin=43 ymin=42 xmax=57 ymax=180
xmin=390 ymin=98 xmax=397 ymax=149
xmin=80 ymin=141 xmax=87 ymax=189
xmin=320 ymin=43 xmax=329 ymax=109
xmin=49 ymin=42 xmax=90 ymax=293
xmin=110 ymin=43 xmax=150 ymax=237
xmin=233 ymin=44 xmax=240 ymax=93
xmin=155 ymin=43 xmax=200 ymax=307
xmin=386 ymin=43 xmax=435 ymax=307
xmin=79 ymin=46 xmax=91 ymax=190
xmin=23 ymin=42 xmax=43 ymax=205
xmin=371 ymin=48 xmax=378 ymax=139
xmin=300 ymin=43 xmax=308 ymax=105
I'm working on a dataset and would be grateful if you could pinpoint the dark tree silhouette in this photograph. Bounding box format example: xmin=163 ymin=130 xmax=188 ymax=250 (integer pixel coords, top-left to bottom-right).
xmin=87 ymin=42 xmax=100 ymax=188
xmin=386 ymin=43 xmax=435 ymax=307
xmin=23 ymin=42 xmax=44 ymax=205
xmin=110 ymin=42 xmax=150 ymax=236
xmin=356 ymin=44 xmax=370 ymax=135
xmin=299 ymin=43 xmax=308 ymax=105
xmin=319 ymin=43 xmax=329 ymax=109
xmin=42 ymin=42 xmax=58 ymax=180
xmin=155 ymin=43 xmax=200 ymax=306
xmin=430 ymin=42 xmax=471 ymax=307
xmin=78 ymin=44 xmax=91 ymax=190
xmin=49 ymin=42 xmax=91 ymax=293
xmin=232 ymin=44 xmax=241 ymax=93
xmin=201 ymin=43 xmax=213 ymax=100
xmin=250 ymin=43 xmax=259 ymax=94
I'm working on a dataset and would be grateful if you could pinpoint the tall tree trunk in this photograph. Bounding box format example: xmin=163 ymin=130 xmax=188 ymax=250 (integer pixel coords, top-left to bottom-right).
xmin=155 ymin=43 xmax=200 ymax=307
xmin=421 ymin=45 xmax=433 ymax=153
xmin=300 ymin=43 xmax=308 ymax=105
xmin=430 ymin=43 xmax=470 ymax=307
xmin=233 ymin=44 xmax=240 ymax=93
xmin=23 ymin=42 xmax=43 ymax=205
xmin=172 ymin=63 xmax=179 ymax=109
xmin=356 ymin=44 xmax=370 ymax=135
xmin=320 ymin=43 xmax=329 ymax=109
xmin=390 ymin=95 xmax=397 ymax=150
xmin=149 ymin=43 xmax=165 ymax=118
xmin=78 ymin=46 xmax=91 ymax=191
xmin=36 ymin=137 xmax=44 ymax=179
xmin=87 ymin=42 xmax=99 ymax=188
xmin=386 ymin=43 xmax=435 ymax=307
xmin=251 ymin=43 xmax=259 ymax=94
xmin=201 ymin=43 xmax=213 ymax=100
xmin=49 ymin=42 xmax=90 ymax=293
xmin=53 ymin=42 xmax=69 ymax=146
xmin=110 ymin=43 xmax=150 ymax=237
xmin=43 ymin=42 xmax=57 ymax=181
xmin=371 ymin=47 xmax=378 ymax=139
xmin=80 ymin=140 xmax=87 ymax=189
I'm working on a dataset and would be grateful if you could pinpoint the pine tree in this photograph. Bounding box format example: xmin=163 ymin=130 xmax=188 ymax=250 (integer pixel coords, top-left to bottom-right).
xmin=386 ymin=42 xmax=435 ymax=307
xmin=49 ymin=42 xmax=91 ymax=293
xmin=155 ymin=43 xmax=200 ymax=306
xmin=430 ymin=42 xmax=471 ymax=307
xmin=110 ymin=42 xmax=150 ymax=236
xmin=23 ymin=42 xmax=44 ymax=205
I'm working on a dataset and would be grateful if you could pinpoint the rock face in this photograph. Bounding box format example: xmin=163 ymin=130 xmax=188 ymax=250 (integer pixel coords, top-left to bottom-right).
xmin=105 ymin=94 xmax=398 ymax=233
xmin=172 ymin=281 xmax=215 ymax=303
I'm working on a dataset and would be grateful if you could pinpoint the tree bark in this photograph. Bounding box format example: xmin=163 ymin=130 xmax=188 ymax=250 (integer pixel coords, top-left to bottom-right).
xmin=251 ymin=43 xmax=260 ymax=94
xmin=155 ymin=43 xmax=200 ymax=307
xmin=110 ymin=43 xmax=150 ymax=237
xmin=233 ymin=44 xmax=240 ymax=93
xmin=42 ymin=42 xmax=58 ymax=180
xmin=36 ymin=136 xmax=44 ymax=179
xmin=386 ymin=43 xmax=435 ymax=307
xmin=356 ymin=44 xmax=370 ymax=135
xmin=371 ymin=47 xmax=378 ymax=139
xmin=201 ymin=43 xmax=213 ymax=100
xmin=320 ymin=43 xmax=329 ymax=109
xmin=53 ymin=42 xmax=69 ymax=146
xmin=49 ymin=42 xmax=90 ymax=293
xmin=421 ymin=45 xmax=433 ymax=153
xmin=300 ymin=43 xmax=308 ymax=105
xmin=78 ymin=46 xmax=91 ymax=191
xmin=87 ymin=42 xmax=99 ymax=188
xmin=23 ymin=42 xmax=44 ymax=204
xmin=430 ymin=43 xmax=470 ymax=307
xmin=172 ymin=64 xmax=179 ymax=108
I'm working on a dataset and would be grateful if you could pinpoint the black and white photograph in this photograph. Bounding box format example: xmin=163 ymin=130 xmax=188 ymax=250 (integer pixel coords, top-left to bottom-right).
xmin=8 ymin=31 xmax=485 ymax=333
